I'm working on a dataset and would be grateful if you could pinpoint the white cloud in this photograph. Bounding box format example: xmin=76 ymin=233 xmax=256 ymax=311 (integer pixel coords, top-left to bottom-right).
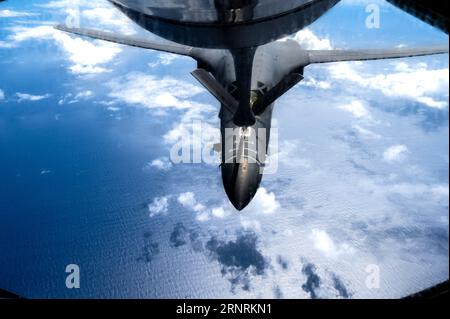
xmin=416 ymin=97 xmax=447 ymax=109
xmin=107 ymin=72 xmax=219 ymax=168
xmin=148 ymin=196 xmax=169 ymax=217
xmin=81 ymin=7 xmax=137 ymax=34
xmin=240 ymin=217 xmax=262 ymax=232
xmin=301 ymin=77 xmax=331 ymax=90
xmin=163 ymin=117 xmax=218 ymax=142
xmin=108 ymin=73 xmax=206 ymax=110
xmin=53 ymin=31 xmax=121 ymax=72
xmin=0 ymin=89 xmax=4 ymax=100
xmin=394 ymin=61 xmax=413 ymax=72
xmin=107 ymin=106 xmax=120 ymax=112
xmin=158 ymin=53 xmax=180 ymax=65
xmin=328 ymin=62 xmax=363 ymax=83
xmin=162 ymin=119 xmax=220 ymax=168
xmin=178 ymin=192 xmax=206 ymax=213
xmin=10 ymin=25 xmax=53 ymax=42
xmin=311 ymin=229 xmax=336 ymax=256
xmin=40 ymin=0 xmax=95 ymax=8
xmin=329 ymin=62 xmax=449 ymax=109
xmin=109 ymin=72 xmax=219 ymax=161
xmin=247 ymin=187 xmax=280 ymax=214
xmin=196 ymin=211 xmax=211 ymax=222
xmin=148 ymin=157 xmax=173 ymax=171
xmin=8 ymin=25 xmax=121 ymax=74
xmin=310 ymin=229 xmax=355 ymax=259
xmin=288 ymin=29 xmax=448 ymax=110
xmin=388 ymin=183 xmax=449 ymax=199
xmin=207 ymin=205 xmax=231 ymax=220
xmin=0 ymin=10 xmax=37 ymax=18
xmin=359 ymin=179 xmax=449 ymax=202
xmin=163 ymin=122 xmax=192 ymax=145
xmin=277 ymin=140 xmax=312 ymax=169
xmin=177 ymin=192 xmax=231 ymax=221
xmin=69 ymin=64 xmax=110 ymax=75
xmin=289 ymin=29 xmax=333 ymax=50
xmin=40 ymin=0 xmax=138 ymax=34
xmin=2 ymin=1 xmax=141 ymax=75
xmin=338 ymin=100 xmax=372 ymax=119
xmin=16 ymin=93 xmax=51 ymax=102
xmin=58 ymin=91 xmax=93 ymax=105
xmin=0 ymin=41 xmax=14 ymax=48
xmin=0 ymin=0 xmax=135 ymax=74
xmin=352 ymin=125 xmax=381 ymax=140
xmin=74 ymin=90 xmax=93 ymax=99
xmin=383 ymin=145 xmax=409 ymax=163
xmin=148 ymin=53 xmax=188 ymax=68
xmin=211 ymin=207 xmax=226 ymax=219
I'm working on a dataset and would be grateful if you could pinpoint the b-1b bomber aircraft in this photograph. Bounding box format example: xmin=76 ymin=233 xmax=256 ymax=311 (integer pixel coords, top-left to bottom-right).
xmin=56 ymin=0 xmax=449 ymax=210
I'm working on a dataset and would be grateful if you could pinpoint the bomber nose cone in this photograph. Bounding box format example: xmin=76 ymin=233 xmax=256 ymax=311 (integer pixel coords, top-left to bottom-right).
xmin=221 ymin=160 xmax=263 ymax=211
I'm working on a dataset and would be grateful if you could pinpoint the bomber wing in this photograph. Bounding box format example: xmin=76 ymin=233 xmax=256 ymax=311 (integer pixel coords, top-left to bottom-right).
xmin=257 ymin=44 xmax=449 ymax=115
xmin=306 ymin=46 xmax=449 ymax=64
xmin=54 ymin=25 xmax=197 ymax=58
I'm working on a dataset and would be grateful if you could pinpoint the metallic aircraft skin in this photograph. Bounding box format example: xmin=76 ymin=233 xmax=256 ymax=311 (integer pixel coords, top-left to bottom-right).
xmin=201 ymin=40 xmax=304 ymax=209
xmin=387 ymin=0 xmax=448 ymax=34
xmin=108 ymin=0 xmax=341 ymax=49
xmin=55 ymin=0 xmax=449 ymax=210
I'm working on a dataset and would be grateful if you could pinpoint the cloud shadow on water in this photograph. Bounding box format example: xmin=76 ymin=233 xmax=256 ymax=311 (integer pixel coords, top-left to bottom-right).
xmin=170 ymin=223 xmax=188 ymax=248
xmin=137 ymin=232 xmax=160 ymax=263
xmin=206 ymin=232 xmax=268 ymax=293
xmin=301 ymin=263 xmax=321 ymax=299
xmin=332 ymin=273 xmax=351 ymax=299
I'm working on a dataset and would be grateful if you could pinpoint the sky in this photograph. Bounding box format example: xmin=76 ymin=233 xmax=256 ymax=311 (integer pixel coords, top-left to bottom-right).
xmin=0 ymin=0 xmax=448 ymax=299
